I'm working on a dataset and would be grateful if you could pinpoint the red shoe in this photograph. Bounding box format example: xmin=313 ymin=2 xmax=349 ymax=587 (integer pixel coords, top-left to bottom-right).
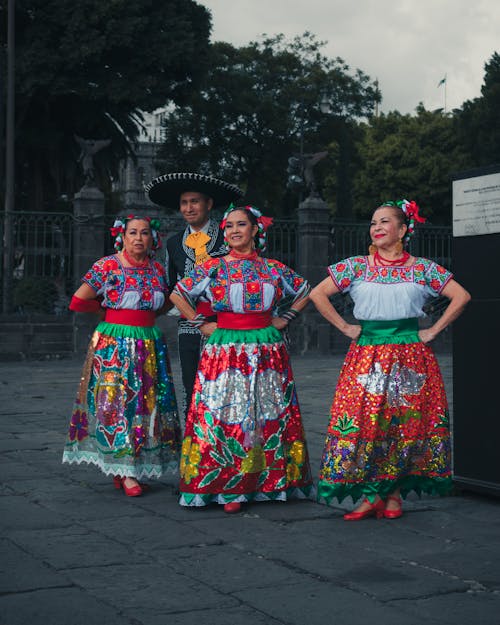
xmin=113 ymin=476 xmax=148 ymax=495
xmin=224 ymin=502 xmax=241 ymax=514
xmin=119 ymin=477 xmax=143 ymax=497
xmin=384 ymin=495 xmax=403 ymax=519
xmin=343 ymin=498 xmax=385 ymax=521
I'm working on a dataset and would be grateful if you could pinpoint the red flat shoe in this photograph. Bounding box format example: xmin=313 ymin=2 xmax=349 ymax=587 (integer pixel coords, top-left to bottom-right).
xmin=121 ymin=477 xmax=143 ymax=497
xmin=343 ymin=498 xmax=385 ymax=521
xmin=384 ymin=495 xmax=403 ymax=519
xmin=113 ymin=476 xmax=148 ymax=495
xmin=224 ymin=502 xmax=241 ymax=514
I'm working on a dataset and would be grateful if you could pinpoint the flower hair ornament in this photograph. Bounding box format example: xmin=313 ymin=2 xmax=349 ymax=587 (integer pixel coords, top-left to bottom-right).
xmin=397 ymin=199 xmax=426 ymax=243
xmin=110 ymin=214 xmax=162 ymax=253
xmin=220 ymin=204 xmax=274 ymax=251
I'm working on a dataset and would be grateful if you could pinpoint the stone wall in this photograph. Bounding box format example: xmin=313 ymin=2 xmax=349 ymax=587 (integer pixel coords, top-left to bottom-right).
xmin=0 ymin=315 xmax=74 ymax=360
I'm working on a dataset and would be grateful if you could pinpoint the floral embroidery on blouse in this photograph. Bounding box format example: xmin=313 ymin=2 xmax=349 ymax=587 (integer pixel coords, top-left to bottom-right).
xmin=174 ymin=257 xmax=309 ymax=314
xmin=83 ymin=255 xmax=168 ymax=310
xmin=328 ymin=256 xmax=452 ymax=296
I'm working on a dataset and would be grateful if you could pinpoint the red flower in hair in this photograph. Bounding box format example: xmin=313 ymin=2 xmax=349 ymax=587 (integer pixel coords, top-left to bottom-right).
xmin=405 ymin=201 xmax=426 ymax=223
xmin=110 ymin=226 xmax=123 ymax=237
xmin=259 ymin=216 xmax=274 ymax=230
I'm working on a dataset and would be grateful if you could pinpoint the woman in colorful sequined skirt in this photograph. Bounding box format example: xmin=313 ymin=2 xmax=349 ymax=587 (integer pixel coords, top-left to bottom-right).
xmin=169 ymin=205 xmax=313 ymax=513
xmin=310 ymin=200 xmax=470 ymax=520
xmin=62 ymin=216 xmax=181 ymax=496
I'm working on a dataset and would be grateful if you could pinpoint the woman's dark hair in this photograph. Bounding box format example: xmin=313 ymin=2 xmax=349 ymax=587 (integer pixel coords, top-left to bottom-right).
xmin=227 ymin=206 xmax=259 ymax=226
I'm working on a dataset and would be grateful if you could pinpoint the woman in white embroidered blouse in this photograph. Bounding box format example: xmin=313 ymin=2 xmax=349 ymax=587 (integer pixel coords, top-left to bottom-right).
xmin=310 ymin=200 xmax=470 ymax=520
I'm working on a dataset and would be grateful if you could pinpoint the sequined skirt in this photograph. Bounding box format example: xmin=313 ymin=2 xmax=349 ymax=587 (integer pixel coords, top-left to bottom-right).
xmin=317 ymin=319 xmax=452 ymax=504
xmin=62 ymin=322 xmax=181 ymax=479
xmin=179 ymin=326 xmax=314 ymax=506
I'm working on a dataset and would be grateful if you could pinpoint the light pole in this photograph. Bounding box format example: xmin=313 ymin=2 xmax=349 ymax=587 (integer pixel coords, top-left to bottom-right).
xmin=2 ymin=0 xmax=15 ymax=313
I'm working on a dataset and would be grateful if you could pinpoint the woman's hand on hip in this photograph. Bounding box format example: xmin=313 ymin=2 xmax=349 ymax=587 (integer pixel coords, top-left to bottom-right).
xmin=272 ymin=317 xmax=289 ymax=331
xmin=343 ymin=323 xmax=362 ymax=340
xmin=200 ymin=322 xmax=217 ymax=337
xmin=418 ymin=328 xmax=436 ymax=344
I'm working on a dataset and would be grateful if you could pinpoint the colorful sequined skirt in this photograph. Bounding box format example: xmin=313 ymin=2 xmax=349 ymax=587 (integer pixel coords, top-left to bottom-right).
xmin=179 ymin=326 xmax=314 ymax=506
xmin=317 ymin=319 xmax=452 ymax=504
xmin=62 ymin=321 xmax=181 ymax=479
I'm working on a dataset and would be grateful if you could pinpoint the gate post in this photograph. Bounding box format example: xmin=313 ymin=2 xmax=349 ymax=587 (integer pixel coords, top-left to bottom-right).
xmin=72 ymin=185 xmax=106 ymax=353
xmin=296 ymin=193 xmax=332 ymax=353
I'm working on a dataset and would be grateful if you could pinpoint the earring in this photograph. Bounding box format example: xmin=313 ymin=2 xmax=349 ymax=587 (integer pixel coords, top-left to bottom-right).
xmin=368 ymin=243 xmax=377 ymax=255
xmin=394 ymin=239 xmax=403 ymax=254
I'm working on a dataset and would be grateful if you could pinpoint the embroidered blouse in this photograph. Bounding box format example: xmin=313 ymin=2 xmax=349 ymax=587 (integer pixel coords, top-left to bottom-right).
xmin=173 ymin=256 xmax=310 ymax=314
xmin=328 ymin=256 xmax=453 ymax=321
xmin=83 ymin=255 xmax=168 ymax=311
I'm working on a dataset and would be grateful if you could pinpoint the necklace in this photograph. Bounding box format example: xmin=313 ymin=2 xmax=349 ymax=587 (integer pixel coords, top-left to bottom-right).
xmin=228 ymin=249 xmax=258 ymax=260
xmin=122 ymin=249 xmax=149 ymax=268
xmin=374 ymin=250 xmax=410 ymax=266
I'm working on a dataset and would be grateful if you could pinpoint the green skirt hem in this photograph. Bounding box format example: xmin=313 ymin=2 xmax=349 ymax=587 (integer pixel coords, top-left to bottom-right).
xmin=95 ymin=321 xmax=162 ymax=340
xmin=317 ymin=475 xmax=452 ymax=505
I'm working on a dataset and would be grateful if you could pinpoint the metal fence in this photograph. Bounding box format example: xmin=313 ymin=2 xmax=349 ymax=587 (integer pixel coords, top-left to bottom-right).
xmin=1 ymin=210 xmax=453 ymax=317
xmin=1 ymin=211 xmax=75 ymax=314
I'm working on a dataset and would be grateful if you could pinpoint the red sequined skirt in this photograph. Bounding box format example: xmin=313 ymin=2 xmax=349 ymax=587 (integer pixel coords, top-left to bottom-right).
xmin=179 ymin=326 xmax=313 ymax=506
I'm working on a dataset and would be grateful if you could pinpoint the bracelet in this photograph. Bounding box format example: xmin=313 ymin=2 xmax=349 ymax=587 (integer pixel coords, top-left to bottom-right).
xmin=281 ymin=308 xmax=301 ymax=322
xmin=187 ymin=313 xmax=208 ymax=328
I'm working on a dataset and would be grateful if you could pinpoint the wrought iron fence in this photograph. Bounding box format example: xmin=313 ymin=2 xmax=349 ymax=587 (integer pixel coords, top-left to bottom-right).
xmin=1 ymin=210 xmax=452 ymax=319
xmin=1 ymin=211 xmax=75 ymax=314
xmin=265 ymin=219 xmax=298 ymax=267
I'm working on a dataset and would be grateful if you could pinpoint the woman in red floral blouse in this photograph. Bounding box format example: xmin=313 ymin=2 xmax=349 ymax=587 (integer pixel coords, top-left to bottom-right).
xmin=62 ymin=215 xmax=181 ymax=497
xmin=170 ymin=205 xmax=313 ymax=513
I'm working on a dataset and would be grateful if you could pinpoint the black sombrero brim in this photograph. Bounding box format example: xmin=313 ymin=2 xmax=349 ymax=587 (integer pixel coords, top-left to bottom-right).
xmin=145 ymin=172 xmax=244 ymax=209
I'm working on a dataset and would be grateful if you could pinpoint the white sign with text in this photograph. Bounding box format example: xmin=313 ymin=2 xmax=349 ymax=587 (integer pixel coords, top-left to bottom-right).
xmin=452 ymin=171 xmax=500 ymax=237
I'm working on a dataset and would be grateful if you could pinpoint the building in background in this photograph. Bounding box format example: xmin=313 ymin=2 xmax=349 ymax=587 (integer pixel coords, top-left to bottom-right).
xmin=114 ymin=106 xmax=169 ymax=211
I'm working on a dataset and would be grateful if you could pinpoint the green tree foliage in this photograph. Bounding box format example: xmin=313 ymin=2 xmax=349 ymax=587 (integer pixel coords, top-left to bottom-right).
xmin=342 ymin=106 xmax=472 ymax=224
xmin=158 ymin=33 xmax=380 ymax=214
xmin=457 ymin=52 xmax=500 ymax=168
xmin=0 ymin=0 xmax=211 ymax=209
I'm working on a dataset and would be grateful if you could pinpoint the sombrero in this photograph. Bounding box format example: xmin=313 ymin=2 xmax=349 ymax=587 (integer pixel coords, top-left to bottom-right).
xmin=145 ymin=172 xmax=244 ymax=209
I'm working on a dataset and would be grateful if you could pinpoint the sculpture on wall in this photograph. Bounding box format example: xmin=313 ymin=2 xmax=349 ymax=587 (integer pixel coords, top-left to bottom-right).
xmin=75 ymin=136 xmax=111 ymax=184
xmin=302 ymin=150 xmax=328 ymax=197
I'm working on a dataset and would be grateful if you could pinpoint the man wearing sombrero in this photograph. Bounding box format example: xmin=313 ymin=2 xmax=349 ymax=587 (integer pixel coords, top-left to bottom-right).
xmin=145 ymin=172 xmax=244 ymax=417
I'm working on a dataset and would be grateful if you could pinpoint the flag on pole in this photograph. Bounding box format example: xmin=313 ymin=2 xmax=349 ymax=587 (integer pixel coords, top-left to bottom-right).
xmin=437 ymin=75 xmax=446 ymax=87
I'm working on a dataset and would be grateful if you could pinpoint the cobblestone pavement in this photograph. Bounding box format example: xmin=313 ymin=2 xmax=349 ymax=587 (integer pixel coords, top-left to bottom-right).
xmin=1 ymin=351 xmax=499 ymax=625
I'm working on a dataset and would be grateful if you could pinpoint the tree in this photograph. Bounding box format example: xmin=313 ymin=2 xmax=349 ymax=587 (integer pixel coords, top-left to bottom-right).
xmin=457 ymin=52 xmax=500 ymax=168
xmin=158 ymin=33 xmax=380 ymax=215
xmin=343 ymin=106 xmax=472 ymax=224
xmin=0 ymin=0 xmax=212 ymax=210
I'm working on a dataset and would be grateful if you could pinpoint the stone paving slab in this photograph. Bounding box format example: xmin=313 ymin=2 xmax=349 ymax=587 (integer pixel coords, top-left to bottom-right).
xmin=0 ymin=588 xmax=130 ymax=625
xmin=65 ymin=563 xmax=241 ymax=614
xmin=0 ymin=539 xmax=71 ymax=594
xmin=233 ymin=580 xmax=431 ymax=625
xmin=8 ymin=524 xmax=153 ymax=570
xmin=391 ymin=593 xmax=500 ymax=625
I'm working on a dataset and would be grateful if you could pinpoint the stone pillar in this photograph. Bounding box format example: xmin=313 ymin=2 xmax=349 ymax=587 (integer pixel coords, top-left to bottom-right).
xmin=72 ymin=184 xmax=106 ymax=353
xmin=296 ymin=193 xmax=332 ymax=354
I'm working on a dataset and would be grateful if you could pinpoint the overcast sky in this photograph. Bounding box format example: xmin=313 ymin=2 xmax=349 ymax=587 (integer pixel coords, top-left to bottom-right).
xmin=200 ymin=0 xmax=500 ymax=115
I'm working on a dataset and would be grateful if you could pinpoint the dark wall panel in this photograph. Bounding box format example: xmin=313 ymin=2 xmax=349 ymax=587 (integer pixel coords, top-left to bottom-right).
xmin=452 ymin=232 xmax=500 ymax=495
